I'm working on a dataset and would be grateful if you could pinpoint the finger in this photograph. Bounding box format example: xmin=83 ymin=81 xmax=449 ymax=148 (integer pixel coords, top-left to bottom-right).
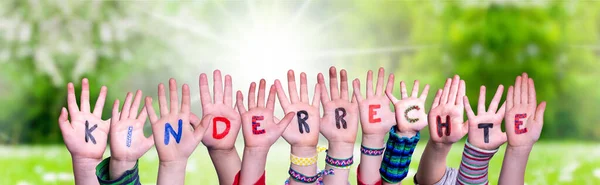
xmin=257 ymin=79 xmax=266 ymax=107
xmin=129 ymin=90 xmax=143 ymax=119
xmin=112 ymin=99 xmax=120 ymax=124
xmin=287 ymin=70 xmax=300 ymax=103
xmin=528 ymin=78 xmax=537 ymax=105
xmin=274 ymin=80 xmax=290 ymax=109
xmin=266 ymin=84 xmax=276 ymax=110
xmin=158 ymin=83 xmax=169 ymax=116
xmin=224 ymin=75 xmax=233 ymax=107
xmin=67 ymin=83 xmax=80 ymax=113
xmin=499 ymin=132 xmax=507 ymax=144
xmin=92 ymin=86 xmax=108 ymax=117
xmin=400 ymin=81 xmax=408 ymax=99
xmin=80 ymin=78 xmax=91 ymax=113
xmin=520 ymin=73 xmax=529 ymax=105
xmin=419 ymin=84 xmax=430 ymax=101
xmin=353 ymin=79 xmax=364 ymax=103
xmin=248 ymin=82 xmax=257 ymax=108
xmin=340 ymin=69 xmax=349 ymax=100
xmin=375 ymin=67 xmax=385 ymax=96
xmin=199 ymin=73 xmax=212 ymax=107
xmin=120 ymin=92 xmax=133 ymax=120
xmin=300 ymin=72 xmax=309 ymax=102
xmin=318 ymin=73 xmax=330 ymax=105
xmin=431 ymin=89 xmax=443 ymax=108
xmin=447 ymin=75 xmax=460 ymax=105
xmin=514 ymin=76 xmax=522 ymax=105
xmin=456 ymin=80 xmax=466 ymax=106
xmin=477 ymin=86 xmax=486 ymax=114
xmin=58 ymin=107 xmax=72 ymax=130
xmin=488 ymin=85 xmax=504 ymax=113
xmin=236 ymin=91 xmax=247 ymax=114
xmin=169 ymin=78 xmax=179 ymax=113
xmin=440 ymin=78 xmax=451 ymax=104
xmin=329 ymin=66 xmax=340 ymax=100
xmin=213 ymin=70 xmax=224 ymax=104
xmin=385 ymin=74 xmax=399 ymax=103
xmin=463 ymin=96 xmax=476 ymax=118
xmin=366 ymin=70 xmax=374 ymax=98
xmin=190 ymin=112 xmax=201 ymax=128
xmin=181 ymin=84 xmax=191 ymax=114
xmin=534 ymin=101 xmax=547 ymax=124
xmin=276 ymin=112 xmax=295 ymax=134
xmin=312 ymin=83 xmax=321 ymax=108
xmin=137 ymin=107 xmax=148 ymax=123
xmin=193 ymin=114 xmax=213 ymax=141
xmin=411 ymin=80 xmax=420 ymax=98
xmin=145 ymin=97 xmax=158 ymax=123
xmin=507 ymin=86 xmax=514 ymax=109
xmin=497 ymin=101 xmax=507 ymax=117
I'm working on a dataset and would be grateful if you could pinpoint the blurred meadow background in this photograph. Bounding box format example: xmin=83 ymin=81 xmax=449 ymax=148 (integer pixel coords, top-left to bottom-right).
xmin=0 ymin=0 xmax=599 ymax=184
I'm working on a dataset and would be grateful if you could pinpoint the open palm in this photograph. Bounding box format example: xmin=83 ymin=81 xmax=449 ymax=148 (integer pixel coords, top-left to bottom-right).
xmin=464 ymin=85 xmax=507 ymax=150
xmin=319 ymin=67 xmax=359 ymax=144
xmin=428 ymin=75 xmax=467 ymax=144
xmin=110 ymin=90 xmax=154 ymax=162
xmin=386 ymin=79 xmax=430 ymax=136
xmin=353 ymin=68 xmax=396 ymax=136
xmin=504 ymin=73 xmax=547 ymax=148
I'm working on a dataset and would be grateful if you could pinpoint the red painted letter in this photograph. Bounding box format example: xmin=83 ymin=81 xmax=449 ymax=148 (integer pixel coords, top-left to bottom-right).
xmin=212 ymin=117 xmax=230 ymax=139
xmin=252 ymin=116 xmax=265 ymax=135
xmin=514 ymin=114 xmax=528 ymax=134
xmin=369 ymin=104 xmax=381 ymax=123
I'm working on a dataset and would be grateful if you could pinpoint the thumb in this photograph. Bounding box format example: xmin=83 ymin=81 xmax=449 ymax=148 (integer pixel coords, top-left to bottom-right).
xmin=534 ymin=101 xmax=547 ymax=125
xmin=190 ymin=113 xmax=201 ymax=128
xmin=193 ymin=114 xmax=213 ymax=141
xmin=58 ymin=107 xmax=72 ymax=130
xmin=276 ymin=112 xmax=295 ymax=135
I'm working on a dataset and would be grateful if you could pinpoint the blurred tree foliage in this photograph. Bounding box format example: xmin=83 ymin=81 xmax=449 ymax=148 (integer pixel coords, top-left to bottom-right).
xmin=344 ymin=1 xmax=600 ymax=140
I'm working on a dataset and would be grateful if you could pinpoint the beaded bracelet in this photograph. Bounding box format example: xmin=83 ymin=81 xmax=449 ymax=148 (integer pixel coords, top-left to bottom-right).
xmin=290 ymin=146 xmax=327 ymax=166
xmin=325 ymin=154 xmax=354 ymax=169
xmin=360 ymin=145 xmax=385 ymax=156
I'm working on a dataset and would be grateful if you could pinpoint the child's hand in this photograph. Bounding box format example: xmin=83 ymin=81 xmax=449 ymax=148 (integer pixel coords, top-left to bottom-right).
xmin=504 ymin=73 xmax=547 ymax=148
xmin=237 ymin=79 xmax=295 ymax=148
xmin=275 ymin=70 xmax=321 ymax=147
xmin=110 ymin=90 xmax=154 ymax=161
xmin=318 ymin=67 xmax=359 ymax=144
xmin=58 ymin=78 xmax=109 ymax=161
xmin=463 ymin=85 xmax=507 ymax=150
xmin=385 ymin=78 xmax=430 ymax=137
xmin=145 ymin=78 xmax=211 ymax=163
xmin=428 ymin=75 xmax=467 ymax=144
xmin=199 ymin=70 xmax=241 ymax=150
xmin=353 ymin=68 xmax=396 ymax=137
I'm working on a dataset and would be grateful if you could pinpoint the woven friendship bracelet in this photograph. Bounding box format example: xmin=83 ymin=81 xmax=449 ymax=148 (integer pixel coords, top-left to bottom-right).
xmin=290 ymin=146 xmax=327 ymax=166
xmin=325 ymin=154 xmax=354 ymax=169
xmin=285 ymin=169 xmax=335 ymax=185
xmin=360 ymin=145 xmax=385 ymax=156
xmin=380 ymin=127 xmax=420 ymax=183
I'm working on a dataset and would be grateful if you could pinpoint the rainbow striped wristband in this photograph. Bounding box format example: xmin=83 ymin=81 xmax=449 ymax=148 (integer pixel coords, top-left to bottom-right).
xmin=379 ymin=127 xmax=420 ymax=183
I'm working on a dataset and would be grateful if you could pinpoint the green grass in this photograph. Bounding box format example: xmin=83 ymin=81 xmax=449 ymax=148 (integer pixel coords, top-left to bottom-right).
xmin=1 ymin=141 xmax=599 ymax=185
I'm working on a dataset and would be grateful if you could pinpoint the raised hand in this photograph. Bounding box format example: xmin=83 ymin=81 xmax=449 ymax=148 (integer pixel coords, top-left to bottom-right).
xmin=237 ymin=79 xmax=295 ymax=149
xmin=385 ymin=78 xmax=430 ymax=137
xmin=145 ymin=78 xmax=211 ymax=163
xmin=319 ymin=67 xmax=359 ymax=144
xmin=199 ymin=70 xmax=241 ymax=150
xmin=58 ymin=78 xmax=108 ymax=185
xmin=463 ymin=85 xmax=507 ymax=150
xmin=353 ymin=67 xmax=396 ymax=137
xmin=504 ymin=73 xmax=547 ymax=148
xmin=275 ymin=70 xmax=321 ymax=147
xmin=428 ymin=75 xmax=467 ymax=144
xmin=109 ymin=90 xmax=154 ymax=179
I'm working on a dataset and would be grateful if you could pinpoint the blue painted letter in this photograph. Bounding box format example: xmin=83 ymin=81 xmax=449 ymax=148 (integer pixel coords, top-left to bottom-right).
xmin=164 ymin=119 xmax=183 ymax=145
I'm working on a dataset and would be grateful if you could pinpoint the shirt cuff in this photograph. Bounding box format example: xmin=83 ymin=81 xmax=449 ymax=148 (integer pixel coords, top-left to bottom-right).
xmin=232 ymin=170 xmax=266 ymax=185
xmin=95 ymin=157 xmax=140 ymax=185
xmin=356 ymin=164 xmax=382 ymax=185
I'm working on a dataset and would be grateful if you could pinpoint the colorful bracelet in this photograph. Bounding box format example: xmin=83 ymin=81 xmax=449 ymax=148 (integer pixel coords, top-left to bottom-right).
xmin=325 ymin=154 xmax=354 ymax=169
xmin=286 ymin=168 xmax=334 ymax=185
xmin=380 ymin=127 xmax=420 ymax=183
xmin=360 ymin=145 xmax=385 ymax=156
xmin=290 ymin=146 xmax=327 ymax=166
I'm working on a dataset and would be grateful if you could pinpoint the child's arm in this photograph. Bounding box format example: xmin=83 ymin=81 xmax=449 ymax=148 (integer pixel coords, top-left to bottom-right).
xmin=498 ymin=73 xmax=547 ymax=185
xmin=318 ymin=67 xmax=359 ymax=184
xmin=198 ymin=70 xmax=242 ymax=185
xmin=58 ymin=78 xmax=109 ymax=185
xmin=275 ymin=70 xmax=322 ymax=185
xmin=237 ymin=80 xmax=295 ymax=184
xmin=353 ymin=68 xmax=397 ymax=185
xmin=415 ymin=75 xmax=467 ymax=184
xmin=457 ymin=85 xmax=507 ymax=184
xmin=144 ymin=79 xmax=212 ymax=185
xmin=382 ymin=78 xmax=430 ymax=184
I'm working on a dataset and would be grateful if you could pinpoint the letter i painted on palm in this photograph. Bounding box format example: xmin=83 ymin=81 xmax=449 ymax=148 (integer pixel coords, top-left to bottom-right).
xmin=126 ymin=126 xmax=133 ymax=147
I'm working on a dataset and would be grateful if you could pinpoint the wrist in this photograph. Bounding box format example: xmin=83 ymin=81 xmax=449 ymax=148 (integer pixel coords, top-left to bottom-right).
xmin=429 ymin=139 xmax=453 ymax=152
xmin=395 ymin=128 xmax=418 ymax=138
xmin=72 ymin=156 xmax=102 ymax=170
xmin=361 ymin=134 xmax=386 ymax=148
xmin=109 ymin=158 xmax=136 ymax=180
xmin=208 ymin=147 xmax=238 ymax=155
xmin=327 ymin=142 xmax=354 ymax=158
xmin=506 ymin=145 xmax=533 ymax=155
xmin=291 ymin=146 xmax=317 ymax=157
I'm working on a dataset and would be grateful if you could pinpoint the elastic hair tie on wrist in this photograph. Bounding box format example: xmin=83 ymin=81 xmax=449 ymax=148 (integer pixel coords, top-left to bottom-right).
xmin=290 ymin=146 xmax=327 ymax=166
xmin=325 ymin=154 xmax=354 ymax=169
xmin=360 ymin=145 xmax=385 ymax=156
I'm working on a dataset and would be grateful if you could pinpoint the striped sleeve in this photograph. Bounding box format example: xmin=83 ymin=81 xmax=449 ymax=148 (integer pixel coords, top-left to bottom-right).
xmin=96 ymin=157 xmax=141 ymax=185
xmin=456 ymin=141 xmax=498 ymax=185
